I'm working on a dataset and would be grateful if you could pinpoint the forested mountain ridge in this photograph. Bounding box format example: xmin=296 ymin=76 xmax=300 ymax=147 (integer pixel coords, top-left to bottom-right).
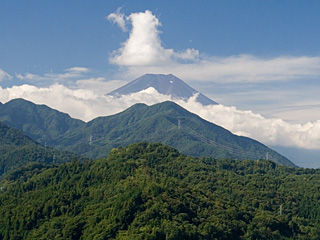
xmin=0 ymin=121 xmax=34 ymax=146
xmin=0 ymin=99 xmax=295 ymax=167
xmin=0 ymin=98 xmax=85 ymax=145
xmin=0 ymin=121 xmax=83 ymax=176
xmin=0 ymin=142 xmax=319 ymax=239
xmin=55 ymin=101 xmax=295 ymax=166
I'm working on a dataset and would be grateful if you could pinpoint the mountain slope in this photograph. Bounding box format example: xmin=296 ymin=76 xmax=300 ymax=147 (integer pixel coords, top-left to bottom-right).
xmin=0 ymin=99 xmax=295 ymax=167
xmin=0 ymin=121 xmax=82 ymax=176
xmin=56 ymin=101 xmax=295 ymax=167
xmin=0 ymin=142 xmax=319 ymax=239
xmin=108 ymin=73 xmax=217 ymax=105
xmin=0 ymin=98 xmax=85 ymax=145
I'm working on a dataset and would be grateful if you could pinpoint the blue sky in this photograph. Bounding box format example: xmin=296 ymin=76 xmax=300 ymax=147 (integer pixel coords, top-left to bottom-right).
xmin=2 ymin=0 xmax=320 ymax=74
xmin=1 ymin=0 xmax=320 ymax=165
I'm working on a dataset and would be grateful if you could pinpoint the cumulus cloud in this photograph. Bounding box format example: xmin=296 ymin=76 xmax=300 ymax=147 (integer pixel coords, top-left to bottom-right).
xmin=1 ymin=85 xmax=320 ymax=150
xmin=108 ymin=10 xmax=320 ymax=83
xmin=109 ymin=10 xmax=172 ymax=66
xmin=107 ymin=10 xmax=198 ymax=66
xmin=0 ymin=69 xmax=12 ymax=82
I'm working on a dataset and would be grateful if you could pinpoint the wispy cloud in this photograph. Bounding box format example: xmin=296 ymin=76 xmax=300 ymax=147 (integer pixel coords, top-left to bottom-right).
xmin=107 ymin=7 xmax=127 ymax=32
xmin=66 ymin=67 xmax=90 ymax=73
xmin=197 ymin=81 xmax=320 ymax=123
xmin=0 ymin=69 xmax=12 ymax=82
xmin=108 ymin=10 xmax=320 ymax=83
xmin=1 ymin=84 xmax=320 ymax=150
xmin=15 ymin=67 xmax=92 ymax=86
xmin=127 ymin=55 xmax=320 ymax=83
xmin=75 ymin=78 xmax=127 ymax=95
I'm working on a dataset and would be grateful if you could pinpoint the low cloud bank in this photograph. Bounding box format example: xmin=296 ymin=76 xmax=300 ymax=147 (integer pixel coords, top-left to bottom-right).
xmin=1 ymin=85 xmax=319 ymax=150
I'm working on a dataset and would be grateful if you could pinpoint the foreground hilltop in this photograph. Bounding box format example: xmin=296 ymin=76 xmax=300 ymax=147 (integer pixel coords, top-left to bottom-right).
xmin=0 ymin=142 xmax=319 ymax=239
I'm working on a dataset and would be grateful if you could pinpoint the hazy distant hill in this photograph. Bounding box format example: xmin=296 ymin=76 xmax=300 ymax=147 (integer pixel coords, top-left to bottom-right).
xmin=108 ymin=73 xmax=217 ymax=105
xmin=0 ymin=121 xmax=82 ymax=176
xmin=271 ymin=145 xmax=320 ymax=169
xmin=0 ymin=142 xmax=318 ymax=239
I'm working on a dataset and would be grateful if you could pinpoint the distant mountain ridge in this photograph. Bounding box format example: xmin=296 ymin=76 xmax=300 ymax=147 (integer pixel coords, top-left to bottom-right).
xmin=0 ymin=98 xmax=295 ymax=167
xmin=108 ymin=74 xmax=217 ymax=106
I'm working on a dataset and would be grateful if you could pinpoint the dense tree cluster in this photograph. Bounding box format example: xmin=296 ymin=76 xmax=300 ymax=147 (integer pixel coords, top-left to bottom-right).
xmin=0 ymin=122 xmax=83 ymax=177
xmin=0 ymin=142 xmax=319 ymax=239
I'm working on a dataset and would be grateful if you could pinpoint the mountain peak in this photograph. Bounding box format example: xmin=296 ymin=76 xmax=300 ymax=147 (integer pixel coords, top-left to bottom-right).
xmin=108 ymin=74 xmax=217 ymax=106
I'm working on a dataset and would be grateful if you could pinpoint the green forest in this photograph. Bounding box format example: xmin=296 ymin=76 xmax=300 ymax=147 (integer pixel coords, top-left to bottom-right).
xmin=0 ymin=122 xmax=83 ymax=177
xmin=1 ymin=142 xmax=320 ymax=239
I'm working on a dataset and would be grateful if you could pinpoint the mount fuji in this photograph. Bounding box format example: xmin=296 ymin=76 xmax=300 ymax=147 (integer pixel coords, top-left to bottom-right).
xmin=107 ymin=74 xmax=217 ymax=106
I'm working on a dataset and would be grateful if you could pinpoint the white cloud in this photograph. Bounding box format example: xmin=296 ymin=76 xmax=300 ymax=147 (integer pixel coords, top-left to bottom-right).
xmin=173 ymin=48 xmax=199 ymax=61
xmin=107 ymin=7 xmax=127 ymax=32
xmin=15 ymin=67 xmax=93 ymax=86
xmin=108 ymin=10 xmax=320 ymax=83
xmin=109 ymin=10 xmax=172 ymax=66
xmin=0 ymin=85 xmax=171 ymax=121
xmin=123 ymin=55 xmax=320 ymax=83
xmin=43 ymin=67 xmax=88 ymax=81
xmin=66 ymin=67 xmax=90 ymax=73
xmin=196 ymin=82 xmax=320 ymax=124
xmin=270 ymin=105 xmax=320 ymax=123
xmin=1 ymin=85 xmax=320 ymax=150
xmin=108 ymin=10 xmax=198 ymax=66
xmin=105 ymin=9 xmax=320 ymax=129
xmin=75 ymin=78 xmax=128 ymax=95
xmin=178 ymin=95 xmax=320 ymax=150
xmin=0 ymin=69 xmax=12 ymax=82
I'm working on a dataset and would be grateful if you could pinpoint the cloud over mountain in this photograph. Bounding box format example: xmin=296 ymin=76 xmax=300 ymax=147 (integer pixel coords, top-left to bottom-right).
xmin=1 ymin=84 xmax=320 ymax=150
xmin=1 ymin=9 xmax=319 ymax=155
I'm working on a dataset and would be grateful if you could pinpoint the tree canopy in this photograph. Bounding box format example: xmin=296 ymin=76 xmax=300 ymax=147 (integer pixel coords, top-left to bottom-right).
xmin=0 ymin=142 xmax=319 ymax=239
